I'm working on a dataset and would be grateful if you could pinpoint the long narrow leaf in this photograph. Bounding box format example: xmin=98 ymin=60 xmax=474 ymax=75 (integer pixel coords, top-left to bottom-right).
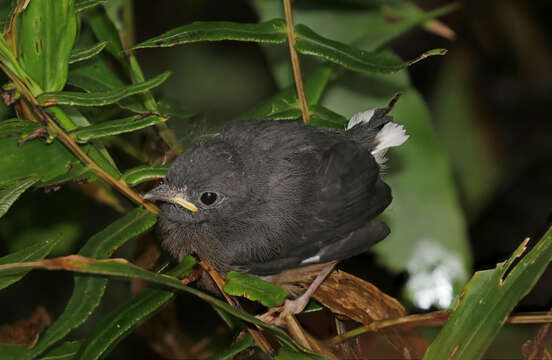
xmin=37 ymin=72 xmax=170 ymax=107
xmin=68 ymin=41 xmax=108 ymax=64
xmin=0 ymin=119 xmax=40 ymax=139
xmin=122 ymin=165 xmax=169 ymax=186
xmin=424 ymin=226 xmax=552 ymax=359
xmin=76 ymin=257 xmax=196 ymax=360
xmin=295 ymin=24 xmax=446 ymax=74
xmin=28 ymin=208 xmax=157 ymax=358
xmin=0 ymin=255 xmax=314 ymax=356
xmin=17 ymin=0 xmax=77 ymax=92
xmin=0 ymin=234 xmax=61 ymax=290
xmin=75 ymin=0 xmax=106 ymax=13
xmin=40 ymin=341 xmax=81 ymax=360
xmin=71 ymin=114 xmax=166 ymax=143
xmin=205 ymin=333 xmax=254 ymax=360
xmin=0 ymin=176 xmax=40 ymax=219
xmin=131 ymin=19 xmax=287 ymax=49
xmin=239 ymin=65 xmax=332 ymax=120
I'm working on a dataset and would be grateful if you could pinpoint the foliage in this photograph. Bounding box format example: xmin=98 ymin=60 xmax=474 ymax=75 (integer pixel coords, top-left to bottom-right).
xmin=0 ymin=1 xmax=550 ymax=359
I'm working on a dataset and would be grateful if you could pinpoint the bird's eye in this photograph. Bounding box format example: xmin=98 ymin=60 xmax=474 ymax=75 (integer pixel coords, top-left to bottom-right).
xmin=200 ymin=192 xmax=218 ymax=206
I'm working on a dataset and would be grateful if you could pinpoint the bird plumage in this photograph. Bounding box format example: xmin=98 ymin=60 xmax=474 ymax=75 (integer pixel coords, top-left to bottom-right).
xmin=150 ymin=114 xmax=406 ymax=282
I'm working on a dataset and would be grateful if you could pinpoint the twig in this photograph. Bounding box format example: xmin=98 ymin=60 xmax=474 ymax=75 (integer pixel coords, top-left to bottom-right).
xmin=283 ymin=0 xmax=310 ymax=124
xmin=329 ymin=310 xmax=552 ymax=345
xmin=200 ymin=262 xmax=275 ymax=356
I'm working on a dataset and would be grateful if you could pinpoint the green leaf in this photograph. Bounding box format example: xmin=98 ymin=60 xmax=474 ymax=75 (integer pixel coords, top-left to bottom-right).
xmin=0 ymin=176 xmax=40 ymax=219
xmin=239 ymin=65 xmax=332 ymax=120
xmin=16 ymin=0 xmax=77 ymax=92
xmin=276 ymin=347 xmax=317 ymax=360
xmin=37 ymin=71 xmax=171 ymax=107
xmin=294 ymin=24 xmax=447 ymax=74
xmin=131 ymin=19 xmax=287 ymax=50
xmin=0 ymin=344 xmax=29 ymax=360
xmin=0 ymin=234 xmax=61 ymax=290
xmin=28 ymin=208 xmax=157 ymax=358
xmin=0 ymin=35 xmax=41 ymax=95
xmin=68 ymin=55 xmax=148 ymax=113
xmin=223 ymin=271 xmax=287 ymax=308
xmin=309 ymin=104 xmax=348 ymax=130
xmin=71 ymin=114 xmax=166 ymax=143
xmin=40 ymin=341 xmax=81 ymax=360
xmin=425 ymin=227 xmax=552 ymax=359
xmin=75 ymin=0 xmax=107 ymax=13
xmin=361 ymin=3 xmax=460 ymax=50
xmin=1 ymin=255 xmax=308 ymax=355
xmin=86 ymin=6 xmax=125 ymax=60
xmin=76 ymin=257 xmax=196 ymax=360
xmin=0 ymin=119 xmax=41 ymax=139
xmin=122 ymin=165 xmax=169 ymax=186
xmin=68 ymin=41 xmax=108 ymax=64
xmin=205 ymin=333 xmax=254 ymax=360
xmin=0 ymin=135 xmax=82 ymax=184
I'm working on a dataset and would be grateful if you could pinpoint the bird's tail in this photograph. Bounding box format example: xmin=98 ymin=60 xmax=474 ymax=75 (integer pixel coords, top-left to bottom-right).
xmin=346 ymin=93 xmax=408 ymax=165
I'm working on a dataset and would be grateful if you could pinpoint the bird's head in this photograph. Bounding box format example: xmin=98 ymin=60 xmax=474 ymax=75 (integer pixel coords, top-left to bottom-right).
xmin=144 ymin=137 xmax=248 ymax=225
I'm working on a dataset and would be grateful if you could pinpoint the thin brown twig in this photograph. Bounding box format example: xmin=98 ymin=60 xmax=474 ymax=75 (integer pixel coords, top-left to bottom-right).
xmin=283 ymin=0 xmax=310 ymax=124
xmin=329 ymin=310 xmax=552 ymax=345
xmin=200 ymin=262 xmax=275 ymax=355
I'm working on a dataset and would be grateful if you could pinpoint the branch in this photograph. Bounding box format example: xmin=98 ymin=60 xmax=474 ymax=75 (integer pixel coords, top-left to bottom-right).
xmin=283 ymin=0 xmax=310 ymax=124
xmin=329 ymin=310 xmax=552 ymax=345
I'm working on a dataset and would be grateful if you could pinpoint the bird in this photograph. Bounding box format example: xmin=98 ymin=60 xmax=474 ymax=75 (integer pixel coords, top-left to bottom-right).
xmin=144 ymin=99 xmax=408 ymax=316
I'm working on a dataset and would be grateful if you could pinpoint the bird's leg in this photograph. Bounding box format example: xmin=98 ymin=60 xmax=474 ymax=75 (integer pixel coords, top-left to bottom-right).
xmin=259 ymin=262 xmax=336 ymax=325
xmin=283 ymin=262 xmax=335 ymax=314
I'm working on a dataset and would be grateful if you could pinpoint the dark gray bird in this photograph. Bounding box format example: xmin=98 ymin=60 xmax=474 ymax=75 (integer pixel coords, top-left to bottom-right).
xmin=145 ymin=105 xmax=407 ymax=301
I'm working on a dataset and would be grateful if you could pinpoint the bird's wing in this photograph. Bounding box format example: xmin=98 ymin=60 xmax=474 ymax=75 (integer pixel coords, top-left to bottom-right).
xmin=242 ymin=140 xmax=392 ymax=275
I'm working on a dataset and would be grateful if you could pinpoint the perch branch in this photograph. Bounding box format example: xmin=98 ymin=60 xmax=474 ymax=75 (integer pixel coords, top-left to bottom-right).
xmin=283 ymin=0 xmax=310 ymax=124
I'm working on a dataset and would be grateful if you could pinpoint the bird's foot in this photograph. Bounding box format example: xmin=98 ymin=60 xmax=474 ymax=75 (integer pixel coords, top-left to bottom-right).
xmin=258 ymin=263 xmax=336 ymax=326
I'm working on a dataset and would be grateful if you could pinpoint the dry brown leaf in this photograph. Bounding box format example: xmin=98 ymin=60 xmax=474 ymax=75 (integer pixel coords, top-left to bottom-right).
xmin=522 ymin=309 xmax=552 ymax=360
xmin=298 ymin=270 xmax=428 ymax=359
xmin=0 ymin=306 xmax=51 ymax=346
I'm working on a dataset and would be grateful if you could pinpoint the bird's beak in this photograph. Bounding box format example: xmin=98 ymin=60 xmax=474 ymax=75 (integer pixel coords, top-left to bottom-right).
xmin=143 ymin=184 xmax=198 ymax=213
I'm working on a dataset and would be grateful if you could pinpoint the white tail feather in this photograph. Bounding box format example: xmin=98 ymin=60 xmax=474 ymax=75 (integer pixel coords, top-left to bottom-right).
xmin=371 ymin=122 xmax=409 ymax=164
xmin=346 ymin=109 xmax=375 ymax=130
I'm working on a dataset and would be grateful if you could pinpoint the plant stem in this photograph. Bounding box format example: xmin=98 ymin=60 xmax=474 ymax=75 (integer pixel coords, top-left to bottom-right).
xmin=283 ymin=0 xmax=310 ymax=124
xmin=328 ymin=310 xmax=552 ymax=345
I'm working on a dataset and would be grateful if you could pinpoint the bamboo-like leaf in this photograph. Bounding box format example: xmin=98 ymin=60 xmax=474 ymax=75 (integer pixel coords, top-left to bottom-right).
xmin=309 ymin=105 xmax=348 ymax=130
xmin=0 ymin=119 xmax=40 ymax=139
xmin=0 ymin=255 xmax=310 ymax=355
xmin=424 ymin=227 xmax=552 ymax=360
xmin=86 ymin=6 xmax=125 ymax=61
xmin=37 ymin=71 xmax=170 ymax=107
xmin=16 ymin=0 xmax=77 ymax=92
xmin=276 ymin=347 xmax=317 ymax=360
xmin=0 ymin=234 xmax=61 ymax=290
xmin=122 ymin=165 xmax=169 ymax=186
xmin=205 ymin=333 xmax=254 ymax=360
xmin=0 ymin=344 xmax=29 ymax=360
xmin=68 ymin=41 xmax=108 ymax=64
xmin=40 ymin=341 xmax=81 ymax=360
xmin=239 ymin=65 xmax=332 ymax=120
xmin=71 ymin=114 xmax=166 ymax=143
xmin=131 ymin=19 xmax=287 ymax=50
xmin=0 ymin=135 xmax=82 ymax=184
xmin=295 ymin=24 xmax=446 ymax=74
xmin=75 ymin=0 xmax=107 ymax=13
xmin=28 ymin=208 xmax=157 ymax=358
xmin=76 ymin=257 xmax=196 ymax=360
xmin=0 ymin=176 xmax=40 ymax=219
xmin=223 ymin=271 xmax=287 ymax=308
xmin=68 ymin=56 xmax=148 ymax=113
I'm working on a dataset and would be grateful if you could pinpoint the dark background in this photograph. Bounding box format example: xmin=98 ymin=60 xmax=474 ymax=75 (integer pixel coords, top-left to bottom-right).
xmin=1 ymin=0 xmax=550 ymax=358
